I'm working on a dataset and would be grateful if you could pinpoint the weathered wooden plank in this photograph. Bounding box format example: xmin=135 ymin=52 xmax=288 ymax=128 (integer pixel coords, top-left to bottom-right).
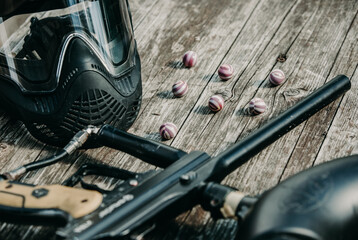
xmin=312 ymin=22 xmax=358 ymax=163
xmin=220 ymin=0 xmax=357 ymax=193
xmin=0 ymin=0 xmax=357 ymax=239
xmin=130 ymin=0 xmax=160 ymax=30
xmin=312 ymin=67 xmax=358 ymax=161
xmin=281 ymin=9 xmax=358 ymax=179
xmin=133 ymin=0 xmax=261 ymax=117
xmin=0 ymin=120 xmax=44 ymax=173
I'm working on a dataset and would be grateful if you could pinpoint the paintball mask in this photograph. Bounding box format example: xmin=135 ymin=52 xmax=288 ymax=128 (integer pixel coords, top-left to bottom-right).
xmin=0 ymin=0 xmax=142 ymax=147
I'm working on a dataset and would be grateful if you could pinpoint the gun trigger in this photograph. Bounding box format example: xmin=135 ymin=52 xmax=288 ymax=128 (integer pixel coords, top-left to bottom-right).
xmin=129 ymin=223 xmax=156 ymax=240
xmin=80 ymin=180 xmax=112 ymax=194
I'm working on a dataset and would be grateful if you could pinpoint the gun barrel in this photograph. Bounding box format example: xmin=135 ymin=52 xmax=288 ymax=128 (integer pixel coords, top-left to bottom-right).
xmin=210 ymin=75 xmax=351 ymax=181
xmin=97 ymin=125 xmax=187 ymax=168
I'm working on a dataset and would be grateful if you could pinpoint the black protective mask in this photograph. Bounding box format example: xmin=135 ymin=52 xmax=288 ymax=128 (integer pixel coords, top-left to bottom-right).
xmin=0 ymin=0 xmax=142 ymax=146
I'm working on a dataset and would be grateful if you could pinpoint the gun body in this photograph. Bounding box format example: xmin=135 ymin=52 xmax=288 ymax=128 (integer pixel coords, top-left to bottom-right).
xmin=57 ymin=151 xmax=211 ymax=239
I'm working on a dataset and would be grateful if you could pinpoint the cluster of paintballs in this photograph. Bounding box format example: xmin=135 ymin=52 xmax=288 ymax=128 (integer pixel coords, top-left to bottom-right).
xmin=159 ymin=51 xmax=286 ymax=140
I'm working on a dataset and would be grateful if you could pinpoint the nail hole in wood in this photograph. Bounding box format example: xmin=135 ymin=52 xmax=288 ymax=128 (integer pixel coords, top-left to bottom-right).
xmin=277 ymin=53 xmax=287 ymax=62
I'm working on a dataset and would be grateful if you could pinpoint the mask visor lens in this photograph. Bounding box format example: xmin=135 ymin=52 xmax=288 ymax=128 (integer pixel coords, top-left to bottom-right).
xmin=0 ymin=0 xmax=134 ymax=92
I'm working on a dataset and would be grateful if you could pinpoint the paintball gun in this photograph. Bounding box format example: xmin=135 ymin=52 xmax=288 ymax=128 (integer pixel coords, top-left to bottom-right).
xmin=0 ymin=75 xmax=354 ymax=240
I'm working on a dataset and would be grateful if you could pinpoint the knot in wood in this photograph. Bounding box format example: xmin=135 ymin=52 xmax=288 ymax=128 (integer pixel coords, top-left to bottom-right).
xmin=283 ymin=88 xmax=308 ymax=101
xmin=215 ymin=89 xmax=232 ymax=101
xmin=0 ymin=143 xmax=7 ymax=151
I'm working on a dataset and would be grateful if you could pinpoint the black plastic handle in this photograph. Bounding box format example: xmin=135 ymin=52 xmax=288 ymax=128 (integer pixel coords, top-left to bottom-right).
xmin=97 ymin=125 xmax=187 ymax=168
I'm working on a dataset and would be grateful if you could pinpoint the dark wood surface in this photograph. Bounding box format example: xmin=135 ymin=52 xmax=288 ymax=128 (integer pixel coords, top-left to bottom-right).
xmin=0 ymin=0 xmax=357 ymax=239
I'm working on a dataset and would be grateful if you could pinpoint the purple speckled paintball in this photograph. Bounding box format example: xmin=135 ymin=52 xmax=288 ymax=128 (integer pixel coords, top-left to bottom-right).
xmin=249 ymin=98 xmax=266 ymax=115
xmin=209 ymin=95 xmax=225 ymax=112
xmin=159 ymin=122 xmax=178 ymax=140
xmin=172 ymin=80 xmax=188 ymax=97
xmin=183 ymin=51 xmax=197 ymax=68
xmin=218 ymin=64 xmax=234 ymax=80
xmin=269 ymin=69 xmax=285 ymax=86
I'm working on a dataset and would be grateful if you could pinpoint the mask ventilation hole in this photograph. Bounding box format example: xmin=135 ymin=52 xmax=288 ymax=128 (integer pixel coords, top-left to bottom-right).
xmin=124 ymin=96 xmax=141 ymax=129
xmin=26 ymin=89 xmax=127 ymax=146
xmin=91 ymin=64 xmax=136 ymax=96
xmin=91 ymin=64 xmax=111 ymax=78
xmin=33 ymin=95 xmax=59 ymax=113
xmin=114 ymin=74 xmax=135 ymax=96
xmin=62 ymin=68 xmax=79 ymax=89
xmin=62 ymin=89 xmax=126 ymax=132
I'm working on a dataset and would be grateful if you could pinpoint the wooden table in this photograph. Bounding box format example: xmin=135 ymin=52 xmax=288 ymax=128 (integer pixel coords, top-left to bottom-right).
xmin=1 ymin=0 xmax=357 ymax=239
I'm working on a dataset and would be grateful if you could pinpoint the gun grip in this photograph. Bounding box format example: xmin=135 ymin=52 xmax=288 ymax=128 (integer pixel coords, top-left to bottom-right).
xmin=0 ymin=181 xmax=102 ymax=219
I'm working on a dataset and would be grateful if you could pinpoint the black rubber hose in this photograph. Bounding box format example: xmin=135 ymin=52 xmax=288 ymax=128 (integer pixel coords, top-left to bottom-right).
xmin=24 ymin=150 xmax=68 ymax=172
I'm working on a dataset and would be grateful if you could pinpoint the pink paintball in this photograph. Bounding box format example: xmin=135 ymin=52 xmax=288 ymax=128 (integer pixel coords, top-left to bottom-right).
xmin=218 ymin=64 xmax=234 ymax=80
xmin=183 ymin=51 xmax=198 ymax=68
xmin=172 ymin=80 xmax=188 ymax=97
xmin=249 ymin=98 xmax=267 ymax=115
xmin=209 ymin=95 xmax=225 ymax=112
xmin=269 ymin=69 xmax=286 ymax=86
xmin=159 ymin=122 xmax=178 ymax=140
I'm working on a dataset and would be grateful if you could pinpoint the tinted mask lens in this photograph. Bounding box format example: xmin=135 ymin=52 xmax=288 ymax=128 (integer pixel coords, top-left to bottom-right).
xmin=1 ymin=0 xmax=135 ymax=92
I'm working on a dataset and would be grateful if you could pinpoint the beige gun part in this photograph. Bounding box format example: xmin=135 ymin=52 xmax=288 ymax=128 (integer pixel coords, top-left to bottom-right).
xmin=0 ymin=180 xmax=102 ymax=218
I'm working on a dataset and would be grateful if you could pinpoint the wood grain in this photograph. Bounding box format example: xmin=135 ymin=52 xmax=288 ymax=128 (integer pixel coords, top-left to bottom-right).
xmin=0 ymin=0 xmax=357 ymax=239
